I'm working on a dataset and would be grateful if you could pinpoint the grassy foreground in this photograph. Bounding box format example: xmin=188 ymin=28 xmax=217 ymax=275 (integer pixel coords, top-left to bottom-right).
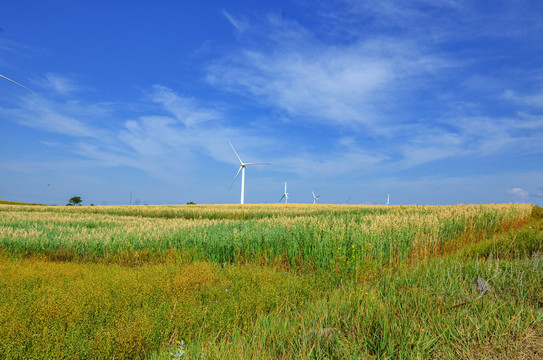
xmin=0 ymin=204 xmax=541 ymax=359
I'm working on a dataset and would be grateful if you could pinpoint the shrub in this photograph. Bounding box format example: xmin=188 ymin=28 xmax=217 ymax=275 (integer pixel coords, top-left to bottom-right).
xmin=531 ymin=205 xmax=543 ymax=219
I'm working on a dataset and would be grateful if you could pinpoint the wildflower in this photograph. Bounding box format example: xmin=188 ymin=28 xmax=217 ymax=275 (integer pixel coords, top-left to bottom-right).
xmin=225 ymin=289 xmax=229 ymax=292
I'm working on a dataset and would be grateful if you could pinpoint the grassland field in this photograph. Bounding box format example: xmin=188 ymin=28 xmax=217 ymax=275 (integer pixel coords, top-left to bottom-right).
xmin=0 ymin=203 xmax=541 ymax=359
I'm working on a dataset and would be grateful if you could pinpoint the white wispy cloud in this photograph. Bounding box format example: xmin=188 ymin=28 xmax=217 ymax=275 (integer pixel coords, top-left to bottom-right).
xmin=119 ymin=116 xmax=185 ymax=157
xmin=337 ymin=0 xmax=542 ymax=43
xmin=150 ymin=85 xmax=220 ymax=128
xmin=504 ymin=89 xmax=543 ymax=108
xmin=443 ymin=114 xmax=543 ymax=156
xmin=33 ymin=73 xmax=81 ymax=96
xmin=7 ymin=83 xmax=386 ymax=182
xmin=206 ymin=35 xmax=446 ymax=131
xmin=275 ymin=149 xmax=387 ymax=179
xmin=77 ymin=86 xmax=271 ymax=181
xmin=507 ymin=187 xmax=529 ymax=199
xmin=222 ymin=10 xmax=249 ymax=33
xmin=1 ymin=95 xmax=105 ymax=138
xmin=2 ymin=81 xmax=267 ymax=183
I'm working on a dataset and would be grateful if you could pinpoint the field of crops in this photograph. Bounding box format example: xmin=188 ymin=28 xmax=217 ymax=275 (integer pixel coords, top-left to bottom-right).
xmin=0 ymin=203 xmax=542 ymax=359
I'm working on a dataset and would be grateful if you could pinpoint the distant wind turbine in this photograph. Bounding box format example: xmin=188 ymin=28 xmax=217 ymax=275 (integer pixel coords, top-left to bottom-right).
xmin=229 ymin=140 xmax=270 ymax=204
xmin=279 ymin=180 xmax=289 ymax=204
xmin=312 ymin=190 xmax=320 ymax=204
xmin=386 ymin=192 xmax=390 ymax=206
xmin=0 ymin=74 xmax=36 ymax=94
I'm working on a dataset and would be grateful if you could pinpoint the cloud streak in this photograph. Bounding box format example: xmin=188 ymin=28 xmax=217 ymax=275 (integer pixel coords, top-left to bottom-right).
xmin=150 ymin=85 xmax=220 ymax=128
xmin=1 ymin=95 xmax=106 ymax=138
xmin=206 ymin=28 xmax=448 ymax=132
xmin=222 ymin=10 xmax=249 ymax=33
xmin=508 ymin=187 xmax=529 ymax=199
xmin=33 ymin=73 xmax=81 ymax=96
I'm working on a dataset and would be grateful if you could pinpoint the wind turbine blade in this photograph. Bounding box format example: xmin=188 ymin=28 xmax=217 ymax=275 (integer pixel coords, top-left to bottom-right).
xmin=228 ymin=140 xmax=244 ymax=165
xmin=0 ymin=74 xmax=36 ymax=94
xmin=244 ymin=162 xmax=271 ymax=166
xmin=229 ymin=166 xmax=242 ymax=189
xmin=279 ymin=194 xmax=285 ymax=202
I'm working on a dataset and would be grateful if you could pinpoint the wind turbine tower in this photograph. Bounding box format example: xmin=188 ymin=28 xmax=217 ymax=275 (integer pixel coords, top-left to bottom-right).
xmin=312 ymin=190 xmax=320 ymax=204
xmin=386 ymin=192 xmax=390 ymax=206
xmin=229 ymin=141 xmax=271 ymax=204
xmin=279 ymin=180 xmax=289 ymax=204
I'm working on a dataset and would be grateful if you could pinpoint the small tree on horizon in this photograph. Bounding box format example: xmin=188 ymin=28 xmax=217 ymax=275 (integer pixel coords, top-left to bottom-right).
xmin=68 ymin=196 xmax=82 ymax=206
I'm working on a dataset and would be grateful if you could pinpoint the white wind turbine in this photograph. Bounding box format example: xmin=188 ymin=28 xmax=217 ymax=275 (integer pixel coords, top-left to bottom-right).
xmin=312 ymin=190 xmax=320 ymax=204
xmin=229 ymin=140 xmax=270 ymax=204
xmin=0 ymin=74 xmax=36 ymax=94
xmin=386 ymin=192 xmax=390 ymax=205
xmin=279 ymin=180 xmax=289 ymax=203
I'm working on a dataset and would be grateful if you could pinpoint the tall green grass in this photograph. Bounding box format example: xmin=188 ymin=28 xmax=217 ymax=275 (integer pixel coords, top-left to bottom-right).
xmin=0 ymin=204 xmax=531 ymax=274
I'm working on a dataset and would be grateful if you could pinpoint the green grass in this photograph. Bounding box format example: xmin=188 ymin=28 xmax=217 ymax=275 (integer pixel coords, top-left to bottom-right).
xmin=0 ymin=204 xmax=531 ymax=272
xmin=0 ymin=204 xmax=541 ymax=359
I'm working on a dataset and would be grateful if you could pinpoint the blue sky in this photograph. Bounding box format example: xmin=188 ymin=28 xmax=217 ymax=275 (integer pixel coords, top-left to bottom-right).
xmin=1 ymin=0 xmax=542 ymax=205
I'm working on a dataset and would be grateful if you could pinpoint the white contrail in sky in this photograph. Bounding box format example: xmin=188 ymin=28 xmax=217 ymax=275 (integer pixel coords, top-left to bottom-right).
xmin=1 ymin=74 xmax=36 ymax=94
